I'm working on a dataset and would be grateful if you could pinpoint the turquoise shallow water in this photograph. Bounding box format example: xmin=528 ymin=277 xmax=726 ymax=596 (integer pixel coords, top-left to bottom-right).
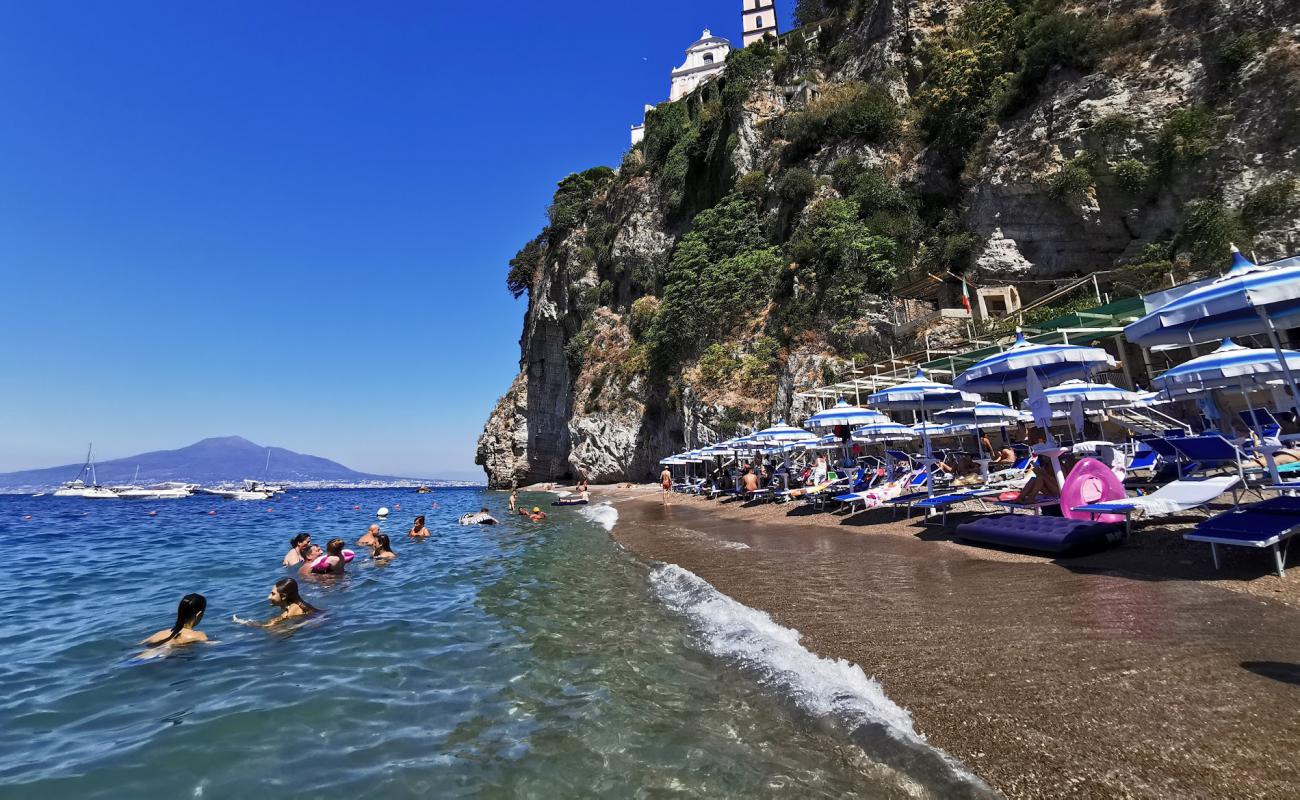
xmin=0 ymin=489 xmax=986 ymax=798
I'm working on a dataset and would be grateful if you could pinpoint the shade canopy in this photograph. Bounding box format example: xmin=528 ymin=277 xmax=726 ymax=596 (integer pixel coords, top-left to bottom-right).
xmin=1125 ymin=249 xmax=1300 ymax=346
xmin=1029 ymin=379 xmax=1139 ymax=409
xmin=851 ymin=419 xmax=918 ymax=442
xmin=954 ymin=332 xmax=1116 ymax=394
xmin=1152 ymin=338 xmax=1300 ymax=395
xmin=751 ymin=420 xmax=818 ymax=443
xmin=804 ymin=398 xmax=886 ymax=429
xmin=867 ymin=368 xmax=978 ymax=411
xmin=935 ymin=402 xmax=1029 ymax=429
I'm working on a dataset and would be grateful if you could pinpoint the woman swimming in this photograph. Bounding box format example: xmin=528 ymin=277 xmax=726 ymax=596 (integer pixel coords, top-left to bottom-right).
xmin=234 ymin=578 xmax=320 ymax=627
xmin=283 ymin=533 xmax=312 ymax=567
xmin=370 ymin=533 xmax=397 ymax=561
xmin=408 ymin=515 xmax=429 ymax=538
xmin=141 ymin=593 xmax=209 ymax=647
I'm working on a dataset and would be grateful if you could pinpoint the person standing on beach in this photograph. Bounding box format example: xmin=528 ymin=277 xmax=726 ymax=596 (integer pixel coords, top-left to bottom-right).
xmin=660 ymin=467 xmax=672 ymax=504
xmin=812 ymin=454 xmax=828 ymax=485
xmin=358 ymin=524 xmax=381 ymax=547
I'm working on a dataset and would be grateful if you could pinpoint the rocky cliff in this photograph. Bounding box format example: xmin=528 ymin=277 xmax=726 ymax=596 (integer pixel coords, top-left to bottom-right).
xmin=478 ymin=0 xmax=1300 ymax=488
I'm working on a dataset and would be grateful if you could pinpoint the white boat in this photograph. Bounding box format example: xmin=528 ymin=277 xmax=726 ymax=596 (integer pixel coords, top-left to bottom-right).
xmin=114 ymin=484 xmax=194 ymax=499
xmin=53 ymin=446 xmax=119 ymax=499
xmin=195 ymin=481 xmax=271 ymax=501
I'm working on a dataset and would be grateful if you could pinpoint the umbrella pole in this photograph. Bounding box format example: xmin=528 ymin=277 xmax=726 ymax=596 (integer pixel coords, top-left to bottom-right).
xmin=1242 ymin=385 xmax=1282 ymax=485
xmin=1258 ymin=308 xmax=1300 ymax=415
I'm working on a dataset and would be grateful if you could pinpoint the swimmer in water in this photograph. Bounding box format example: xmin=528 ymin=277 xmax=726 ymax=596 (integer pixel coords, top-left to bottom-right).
xmin=234 ymin=578 xmax=320 ymax=627
xmin=283 ymin=533 xmax=312 ymax=567
xmin=358 ymin=523 xmax=381 ymax=547
xmin=408 ymin=515 xmax=430 ymax=538
xmin=370 ymin=533 xmax=397 ymax=561
xmin=529 ymin=506 xmax=547 ymax=522
xmin=508 ymin=490 xmax=518 ymax=513
xmin=141 ymin=593 xmax=209 ymax=648
xmin=301 ymin=539 xmax=346 ymax=576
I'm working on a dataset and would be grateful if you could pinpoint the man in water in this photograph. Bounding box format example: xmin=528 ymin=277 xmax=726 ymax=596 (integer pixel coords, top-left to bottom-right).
xmin=358 ymin=524 xmax=381 ymax=547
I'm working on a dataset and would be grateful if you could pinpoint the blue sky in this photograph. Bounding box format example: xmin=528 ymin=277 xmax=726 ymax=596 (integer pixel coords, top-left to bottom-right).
xmin=0 ymin=1 xmax=794 ymax=480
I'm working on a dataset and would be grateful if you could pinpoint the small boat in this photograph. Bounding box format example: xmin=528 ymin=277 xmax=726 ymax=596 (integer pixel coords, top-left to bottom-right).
xmin=53 ymin=446 xmax=119 ymax=499
xmin=195 ymin=480 xmax=272 ymax=501
xmin=416 ymin=486 xmax=431 ymax=494
xmin=115 ymin=483 xmax=194 ymax=499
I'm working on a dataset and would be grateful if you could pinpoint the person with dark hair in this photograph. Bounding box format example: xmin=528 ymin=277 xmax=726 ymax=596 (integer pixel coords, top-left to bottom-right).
xmin=234 ymin=578 xmax=320 ymax=627
xmin=321 ymin=538 xmax=347 ymax=574
xmin=408 ymin=515 xmax=429 ymax=538
xmin=370 ymin=533 xmax=397 ymax=561
xmin=283 ymin=533 xmax=312 ymax=567
xmin=141 ymin=593 xmax=208 ymax=647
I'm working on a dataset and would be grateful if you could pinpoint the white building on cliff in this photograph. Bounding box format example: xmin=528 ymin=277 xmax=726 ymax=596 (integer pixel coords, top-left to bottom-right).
xmin=630 ymin=2 xmax=780 ymax=146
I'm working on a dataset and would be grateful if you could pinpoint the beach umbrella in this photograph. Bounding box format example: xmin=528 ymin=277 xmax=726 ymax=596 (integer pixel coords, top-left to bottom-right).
xmin=1125 ymin=246 xmax=1300 ymax=409
xmin=869 ymin=369 xmax=978 ymax=497
xmin=955 ymin=332 xmax=1116 ymax=486
xmin=852 ymin=419 xmax=919 ymax=442
xmin=936 ymin=402 xmax=1030 ymax=480
xmin=751 ymin=420 xmax=817 ymax=444
xmin=1020 ymin=379 xmax=1139 ymax=437
xmin=1151 ymin=339 xmax=1300 ymax=396
xmin=953 ymin=332 xmax=1117 ymax=395
xmin=804 ymin=398 xmax=886 ymax=429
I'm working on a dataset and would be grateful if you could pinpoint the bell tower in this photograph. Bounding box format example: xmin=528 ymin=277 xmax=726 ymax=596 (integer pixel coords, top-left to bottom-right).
xmin=742 ymin=0 xmax=778 ymax=47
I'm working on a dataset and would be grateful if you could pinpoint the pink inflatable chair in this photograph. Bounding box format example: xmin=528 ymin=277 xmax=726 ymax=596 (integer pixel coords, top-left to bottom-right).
xmin=1060 ymin=458 xmax=1126 ymax=523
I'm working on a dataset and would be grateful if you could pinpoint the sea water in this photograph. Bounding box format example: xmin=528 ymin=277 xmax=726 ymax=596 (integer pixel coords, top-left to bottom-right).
xmin=0 ymin=489 xmax=988 ymax=798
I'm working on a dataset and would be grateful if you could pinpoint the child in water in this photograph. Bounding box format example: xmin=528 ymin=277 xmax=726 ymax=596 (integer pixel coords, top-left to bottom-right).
xmin=234 ymin=578 xmax=320 ymax=627
xmin=370 ymin=533 xmax=397 ymax=561
xmin=141 ymin=593 xmax=209 ymax=648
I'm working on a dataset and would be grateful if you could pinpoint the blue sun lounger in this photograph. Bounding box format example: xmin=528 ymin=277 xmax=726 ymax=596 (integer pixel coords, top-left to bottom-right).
xmin=1184 ymin=496 xmax=1300 ymax=577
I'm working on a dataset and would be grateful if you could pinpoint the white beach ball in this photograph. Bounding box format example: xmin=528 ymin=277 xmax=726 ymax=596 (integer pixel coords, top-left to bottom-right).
xmin=377 ymin=507 xmax=390 ymax=518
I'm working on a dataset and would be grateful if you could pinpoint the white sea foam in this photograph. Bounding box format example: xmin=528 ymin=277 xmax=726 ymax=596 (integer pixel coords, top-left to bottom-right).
xmin=649 ymin=563 xmax=991 ymax=795
xmin=577 ymin=503 xmax=619 ymax=532
xmin=716 ymin=540 xmax=751 ymax=550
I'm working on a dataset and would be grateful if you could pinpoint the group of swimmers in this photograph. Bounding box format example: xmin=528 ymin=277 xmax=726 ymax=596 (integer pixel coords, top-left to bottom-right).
xmin=141 ymin=513 xmax=437 ymax=653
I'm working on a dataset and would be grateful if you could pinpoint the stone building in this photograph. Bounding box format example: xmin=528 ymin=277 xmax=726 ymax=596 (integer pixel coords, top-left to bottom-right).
xmin=742 ymin=0 xmax=779 ymax=47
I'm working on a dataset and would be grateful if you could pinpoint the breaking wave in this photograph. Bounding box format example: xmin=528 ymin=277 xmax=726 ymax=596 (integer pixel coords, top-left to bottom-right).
xmin=577 ymin=502 xmax=619 ymax=532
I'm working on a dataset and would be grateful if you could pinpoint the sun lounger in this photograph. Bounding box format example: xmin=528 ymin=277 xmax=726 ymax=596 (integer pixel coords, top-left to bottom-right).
xmin=1072 ymin=475 xmax=1241 ymax=535
xmin=908 ymin=487 xmax=1007 ymax=526
xmin=1183 ymin=496 xmax=1300 ymax=577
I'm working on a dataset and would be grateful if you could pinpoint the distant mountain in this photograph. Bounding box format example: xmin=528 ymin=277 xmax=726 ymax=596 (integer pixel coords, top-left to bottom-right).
xmin=0 ymin=437 xmax=417 ymax=489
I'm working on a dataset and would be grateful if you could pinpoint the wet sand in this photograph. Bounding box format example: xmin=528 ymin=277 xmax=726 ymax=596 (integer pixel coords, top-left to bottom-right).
xmin=602 ymin=487 xmax=1300 ymax=799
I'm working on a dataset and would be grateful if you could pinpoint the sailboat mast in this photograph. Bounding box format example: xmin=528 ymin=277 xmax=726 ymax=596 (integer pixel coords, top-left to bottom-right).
xmin=89 ymin=445 xmax=98 ymax=487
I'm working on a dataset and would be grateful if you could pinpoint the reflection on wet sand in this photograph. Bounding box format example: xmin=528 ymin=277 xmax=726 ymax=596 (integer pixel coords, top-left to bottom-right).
xmin=616 ymin=496 xmax=1300 ymax=799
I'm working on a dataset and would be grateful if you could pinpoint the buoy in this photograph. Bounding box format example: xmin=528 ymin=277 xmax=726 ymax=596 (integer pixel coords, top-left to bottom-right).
xmin=315 ymin=505 xmax=323 ymax=511
xmin=208 ymin=510 xmax=216 ymax=516
xmin=353 ymin=504 xmax=360 ymax=510
xmin=148 ymin=511 xmax=157 ymax=517
xmin=266 ymin=507 xmax=274 ymax=513
xmin=395 ymin=503 xmax=401 ymax=510
xmin=377 ymin=507 xmax=389 ymax=518
xmin=22 ymin=515 xmax=32 ymax=521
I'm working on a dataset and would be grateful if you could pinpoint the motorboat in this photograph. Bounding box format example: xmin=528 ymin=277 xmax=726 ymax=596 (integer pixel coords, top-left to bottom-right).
xmin=114 ymin=483 xmax=194 ymax=499
xmin=52 ymin=446 xmax=119 ymax=499
xmin=196 ymin=482 xmax=271 ymax=501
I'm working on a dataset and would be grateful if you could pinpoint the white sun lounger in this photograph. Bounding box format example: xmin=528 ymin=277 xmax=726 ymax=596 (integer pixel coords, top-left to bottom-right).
xmin=1072 ymin=475 xmax=1241 ymax=536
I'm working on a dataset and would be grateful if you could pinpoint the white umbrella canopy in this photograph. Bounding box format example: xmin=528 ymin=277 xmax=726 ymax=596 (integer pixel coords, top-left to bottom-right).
xmin=751 ymin=420 xmax=818 ymax=443
xmin=935 ymin=402 xmax=1030 ymax=429
xmin=852 ymin=419 xmax=919 ymax=443
xmin=869 ymin=369 xmax=977 ymax=497
xmin=953 ymin=332 xmax=1116 ymax=395
xmin=804 ymin=398 xmax=887 ymax=429
xmin=1125 ymin=246 xmax=1300 ymax=410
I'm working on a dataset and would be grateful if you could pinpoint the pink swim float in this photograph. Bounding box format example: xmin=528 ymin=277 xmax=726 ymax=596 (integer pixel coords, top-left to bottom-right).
xmin=310 ymin=549 xmax=356 ymax=573
xmin=1060 ymin=457 xmax=1126 ymax=523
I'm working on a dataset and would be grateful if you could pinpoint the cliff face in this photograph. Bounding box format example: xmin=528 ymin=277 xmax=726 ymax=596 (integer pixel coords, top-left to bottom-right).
xmin=478 ymin=0 xmax=1300 ymax=488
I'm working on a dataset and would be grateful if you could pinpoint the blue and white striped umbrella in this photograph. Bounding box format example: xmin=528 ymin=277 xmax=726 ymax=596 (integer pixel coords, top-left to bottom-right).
xmin=934 ymin=401 xmax=1029 ymax=429
xmin=954 ymin=332 xmax=1116 ymax=394
xmin=806 ymin=434 xmax=849 ymax=450
xmin=867 ymin=368 xmax=979 ymax=411
xmin=1152 ymin=339 xmax=1300 ymax=394
xmin=804 ymin=398 xmax=886 ymax=429
xmin=751 ymin=420 xmax=817 ymax=443
xmin=912 ymin=421 xmax=961 ymax=438
xmin=1125 ymin=248 xmax=1300 ymax=346
xmin=1026 ymin=379 xmax=1139 ymax=413
xmin=851 ymin=419 xmax=918 ymax=442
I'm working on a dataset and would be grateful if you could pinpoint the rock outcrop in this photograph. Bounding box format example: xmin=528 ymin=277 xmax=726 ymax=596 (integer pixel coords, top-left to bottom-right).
xmin=479 ymin=0 xmax=1300 ymax=486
